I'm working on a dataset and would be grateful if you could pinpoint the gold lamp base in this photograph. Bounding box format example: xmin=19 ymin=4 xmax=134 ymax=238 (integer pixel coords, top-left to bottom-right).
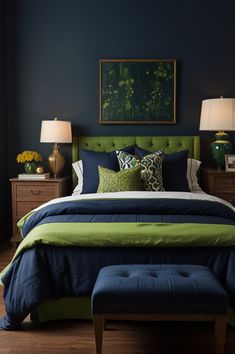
xmin=48 ymin=143 xmax=65 ymax=178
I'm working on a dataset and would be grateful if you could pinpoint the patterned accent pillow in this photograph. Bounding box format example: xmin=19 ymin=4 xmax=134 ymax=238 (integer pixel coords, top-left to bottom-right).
xmin=135 ymin=146 xmax=190 ymax=192
xmin=116 ymin=150 xmax=164 ymax=192
xmin=97 ymin=165 xmax=144 ymax=193
xmin=116 ymin=149 xmax=163 ymax=170
xmin=140 ymin=153 xmax=164 ymax=191
xmin=116 ymin=151 xmax=140 ymax=170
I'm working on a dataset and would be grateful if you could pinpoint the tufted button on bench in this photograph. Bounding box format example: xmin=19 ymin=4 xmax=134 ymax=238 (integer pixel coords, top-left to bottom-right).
xmin=91 ymin=264 xmax=228 ymax=354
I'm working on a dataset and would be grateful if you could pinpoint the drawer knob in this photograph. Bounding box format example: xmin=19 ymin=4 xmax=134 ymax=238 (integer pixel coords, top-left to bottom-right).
xmin=30 ymin=190 xmax=41 ymax=195
xmin=229 ymin=180 xmax=234 ymax=184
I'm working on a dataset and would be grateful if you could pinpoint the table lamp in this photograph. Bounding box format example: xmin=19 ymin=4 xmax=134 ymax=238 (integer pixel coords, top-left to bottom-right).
xmin=199 ymin=97 xmax=235 ymax=169
xmin=40 ymin=117 xmax=72 ymax=177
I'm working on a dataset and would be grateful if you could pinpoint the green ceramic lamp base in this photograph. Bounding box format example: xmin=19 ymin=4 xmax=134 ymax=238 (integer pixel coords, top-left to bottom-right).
xmin=211 ymin=131 xmax=232 ymax=169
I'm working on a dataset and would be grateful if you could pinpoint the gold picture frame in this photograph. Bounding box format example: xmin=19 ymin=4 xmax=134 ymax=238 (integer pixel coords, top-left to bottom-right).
xmin=99 ymin=59 xmax=176 ymax=125
xmin=225 ymin=154 xmax=235 ymax=172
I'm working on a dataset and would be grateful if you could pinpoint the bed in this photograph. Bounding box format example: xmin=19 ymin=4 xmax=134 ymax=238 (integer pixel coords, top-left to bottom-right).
xmin=1 ymin=135 xmax=235 ymax=330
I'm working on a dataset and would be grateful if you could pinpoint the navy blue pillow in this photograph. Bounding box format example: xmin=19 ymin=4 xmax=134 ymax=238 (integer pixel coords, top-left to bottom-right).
xmin=162 ymin=150 xmax=189 ymax=192
xmin=80 ymin=146 xmax=135 ymax=194
xmin=135 ymin=146 xmax=190 ymax=192
xmin=135 ymin=146 xmax=153 ymax=159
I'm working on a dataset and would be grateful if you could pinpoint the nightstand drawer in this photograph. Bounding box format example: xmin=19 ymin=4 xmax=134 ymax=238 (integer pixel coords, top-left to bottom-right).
xmin=213 ymin=176 xmax=235 ymax=191
xmin=202 ymin=168 xmax=235 ymax=207
xmin=16 ymin=184 xmax=56 ymax=201
xmin=16 ymin=201 xmax=43 ymax=218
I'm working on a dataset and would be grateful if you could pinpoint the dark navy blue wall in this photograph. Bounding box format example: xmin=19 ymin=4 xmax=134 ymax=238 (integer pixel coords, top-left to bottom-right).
xmin=2 ymin=0 xmax=235 ymax=238
xmin=0 ymin=0 xmax=8 ymax=238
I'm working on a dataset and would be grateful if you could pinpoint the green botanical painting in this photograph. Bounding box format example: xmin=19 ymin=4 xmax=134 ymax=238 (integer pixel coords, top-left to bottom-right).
xmin=99 ymin=59 xmax=176 ymax=124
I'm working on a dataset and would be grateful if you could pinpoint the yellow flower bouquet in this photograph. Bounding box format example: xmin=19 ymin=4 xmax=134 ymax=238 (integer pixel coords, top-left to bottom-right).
xmin=17 ymin=150 xmax=42 ymax=173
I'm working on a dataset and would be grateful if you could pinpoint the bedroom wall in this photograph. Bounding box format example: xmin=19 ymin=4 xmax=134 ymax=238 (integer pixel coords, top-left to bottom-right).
xmin=3 ymin=0 xmax=235 ymax=239
xmin=0 ymin=0 xmax=8 ymax=238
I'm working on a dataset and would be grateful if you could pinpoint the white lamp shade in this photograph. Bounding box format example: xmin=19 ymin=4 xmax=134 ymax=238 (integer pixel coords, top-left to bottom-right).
xmin=40 ymin=120 xmax=72 ymax=143
xmin=199 ymin=98 xmax=235 ymax=131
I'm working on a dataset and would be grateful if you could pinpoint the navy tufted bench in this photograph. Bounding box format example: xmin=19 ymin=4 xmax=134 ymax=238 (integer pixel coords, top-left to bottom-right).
xmin=91 ymin=264 xmax=228 ymax=354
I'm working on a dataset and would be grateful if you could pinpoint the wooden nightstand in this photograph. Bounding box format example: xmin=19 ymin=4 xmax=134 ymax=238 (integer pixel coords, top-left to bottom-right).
xmin=10 ymin=177 xmax=70 ymax=247
xmin=202 ymin=168 xmax=235 ymax=205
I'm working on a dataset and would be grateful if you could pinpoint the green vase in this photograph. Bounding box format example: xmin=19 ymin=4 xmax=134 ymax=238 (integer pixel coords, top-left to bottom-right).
xmin=24 ymin=161 xmax=37 ymax=173
xmin=211 ymin=132 xmax=232 ymax=169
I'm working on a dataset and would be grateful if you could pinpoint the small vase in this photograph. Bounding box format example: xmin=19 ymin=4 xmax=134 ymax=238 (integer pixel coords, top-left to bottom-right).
xmin=24 ymin=161 xmax=37 ymax=173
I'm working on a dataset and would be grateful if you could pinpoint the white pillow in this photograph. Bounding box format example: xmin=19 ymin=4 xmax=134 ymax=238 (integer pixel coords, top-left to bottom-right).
xmin=72 ymin=158 xmax=202 ymax=194
xmin=187 ymin=158 xmax=201 ymax=191
xmin=72 ymin=160 xmax=83 ymax=195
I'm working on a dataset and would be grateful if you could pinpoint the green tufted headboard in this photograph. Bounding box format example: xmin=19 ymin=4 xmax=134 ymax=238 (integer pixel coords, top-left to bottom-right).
xmin=72 ymin=136 xmax=200 ymax=189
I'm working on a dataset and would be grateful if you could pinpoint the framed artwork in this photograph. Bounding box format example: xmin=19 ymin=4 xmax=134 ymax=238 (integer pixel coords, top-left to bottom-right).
xmin=225 ymin=154 xmax=235 ymax=172
xmin=99 ymin=59 xmax=176 ymax=125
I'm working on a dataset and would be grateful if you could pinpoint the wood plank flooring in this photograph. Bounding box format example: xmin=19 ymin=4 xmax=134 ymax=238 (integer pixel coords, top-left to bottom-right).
xmin=0 ymin=242 xmax=235 ymax=354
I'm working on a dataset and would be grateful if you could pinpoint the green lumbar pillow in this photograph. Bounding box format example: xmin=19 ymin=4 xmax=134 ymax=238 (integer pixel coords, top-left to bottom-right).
xmin=97 ymin=165 xmax=144 ymax=193
xmin=116 ymin=150 xmax=164 ymax=192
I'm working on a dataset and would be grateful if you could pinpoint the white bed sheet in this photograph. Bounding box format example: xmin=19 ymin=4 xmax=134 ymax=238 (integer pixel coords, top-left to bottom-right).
xmin=31 ymin=190 xmax=235 ymax=214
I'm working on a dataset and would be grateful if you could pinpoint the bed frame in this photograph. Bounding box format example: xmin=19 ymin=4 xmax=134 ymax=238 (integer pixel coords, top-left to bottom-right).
xmin=32 ymin=135 xmax=200 ymax=323
xmin=72 ymin=136 xmax=200 ymax=188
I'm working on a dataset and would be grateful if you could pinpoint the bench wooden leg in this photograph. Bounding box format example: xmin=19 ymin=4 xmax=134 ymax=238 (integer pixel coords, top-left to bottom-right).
xmin=215 ymin=316 xmax=227 ymax=354
xmin=93 ymin=315 xmax=104 ymax=354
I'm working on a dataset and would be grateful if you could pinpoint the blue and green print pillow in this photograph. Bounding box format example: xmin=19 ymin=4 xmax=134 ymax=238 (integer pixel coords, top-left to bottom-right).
xmin=140 ymin=153 xmax=164 ymax=191
xmin=135 ymin=146 xmax=190 ymax=192
xmin=116 ymin=151 xmax=164 ymax=192
xmin=116 ymin=150 xmax=140 ymax=169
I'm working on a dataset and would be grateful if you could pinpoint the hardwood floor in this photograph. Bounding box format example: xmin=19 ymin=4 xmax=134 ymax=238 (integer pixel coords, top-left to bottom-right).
xmin=0 ymin=243 xmax=235 ymax=354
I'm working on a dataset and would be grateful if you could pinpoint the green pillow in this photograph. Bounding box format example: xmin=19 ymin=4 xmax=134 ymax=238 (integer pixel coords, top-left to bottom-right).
xmin=97 ymin=165 xmax=144 ymax=193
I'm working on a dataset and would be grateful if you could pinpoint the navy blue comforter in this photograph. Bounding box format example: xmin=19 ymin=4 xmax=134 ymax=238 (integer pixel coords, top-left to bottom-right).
xmin=1 ymin=197 xmax=235 ymax=330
